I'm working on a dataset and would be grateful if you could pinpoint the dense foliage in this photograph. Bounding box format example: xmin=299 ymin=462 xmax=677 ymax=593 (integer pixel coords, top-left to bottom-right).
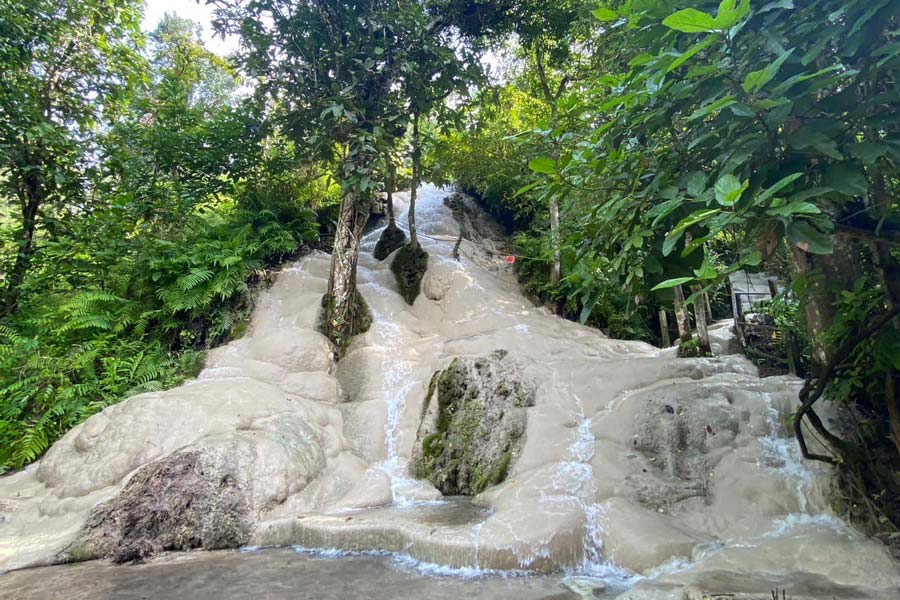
xmin=0 ymin=12 xmax=336 ymax=470
xmin=433 ymin=0 xmax=900 ymax=541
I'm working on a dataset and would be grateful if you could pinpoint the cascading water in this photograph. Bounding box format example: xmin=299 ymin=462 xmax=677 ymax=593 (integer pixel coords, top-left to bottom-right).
xmin=3 ymin=184 xmax=899 ymax=600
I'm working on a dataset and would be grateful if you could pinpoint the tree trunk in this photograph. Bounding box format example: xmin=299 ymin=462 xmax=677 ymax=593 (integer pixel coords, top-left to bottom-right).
xmin=658 ymin=309 xmax=671 ymax=348
xmin=408 ymin=112 xmax=420 ymax=249
xmin=692 ymin=285 xmax=711 ymax=355
xmin=673 ymin=285 xmax=692 ymax=345
xmin=2 ymin=177 xmax=42 ymax=315
xmin=321 ymin=173 xmax=373 ymax=348
xmin=386 ymin=156 xmax=397 ymax=230
xmin=549 ymin=197 xmax=560 ymax=285
xmin=791 ymin=236 xmax=861 ymax=366
xmin=532 ymin=42 xmax=563 ymax=287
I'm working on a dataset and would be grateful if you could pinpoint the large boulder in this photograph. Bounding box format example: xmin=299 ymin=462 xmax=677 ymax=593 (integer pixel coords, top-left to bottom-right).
xmin=373 ymin=224 xmax=406 ymax=261
xmin=411 ymin=350 xmax=534 ymax=495
xmin=67 ymin=413 xmax=325 ymax=563
xmin=390 ymin=243 xmax=429 ymax=305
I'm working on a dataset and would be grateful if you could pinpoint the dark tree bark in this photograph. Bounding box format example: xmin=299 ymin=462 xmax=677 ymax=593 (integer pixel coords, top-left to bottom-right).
xmin=321 ymin=156 xmax=373 ymax=348
xmin=2 ymin=168 xmax=44 ymax=316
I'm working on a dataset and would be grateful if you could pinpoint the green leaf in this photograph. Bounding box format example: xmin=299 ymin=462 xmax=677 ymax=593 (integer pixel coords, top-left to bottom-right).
xmin=756 ymin=172 xmax=803 ymax=205
xmin=592 ymin=8 xmax=619 ymax=22
xmin=788 ymin=221 xmax=833 ymax=254
xmin=824 ymin=164 xmax=868 ymax=197
xmin=528 ymin=157 xmax=556 ymax=174
xmin=766 ymin=200 xmax=820 ymax=217
xmin=514 ymin=182 xmax=540 ymax=197
xmin=686 ymin=171 xmax=707 ymax=197
xmin=712 ymin=0 xmax=750 ymax=28
xmin=743 ymin=48 xmax=794 ymax=93
xmin=847 ymin=142 xmax=888 ymax=165
xmin=667 ymin=35 xmax=717 ymax=73
xmin=714 ymin=174 xmax=746 ymax=206
xmin=741 ymin=250 xmax=763 ymax=266
xmin=652 ymin=277 xmax=695 ymax=291
xmin=687 ymin=95 xmax=737 ymax=121
xmin=694 ymin=258 xmax=717 ymax=279
xmin=663 ymin=9 xmax=717 ymax=33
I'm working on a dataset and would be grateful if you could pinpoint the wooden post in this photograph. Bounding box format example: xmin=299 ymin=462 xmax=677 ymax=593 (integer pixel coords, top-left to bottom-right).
xmin=692 ymin=285 xmax=712 ymax=355
xmin=659 ymin=309 xmax=671 ymax=347
xmin=673 ymin=285 xmax=692 ymax=345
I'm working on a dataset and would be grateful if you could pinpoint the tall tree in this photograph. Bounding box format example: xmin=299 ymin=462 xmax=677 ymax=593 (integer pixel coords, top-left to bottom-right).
xmin=212 ymin=0 xmax=492 ymax=346
xmin=0 ymin=0 xmax=144 ymax=314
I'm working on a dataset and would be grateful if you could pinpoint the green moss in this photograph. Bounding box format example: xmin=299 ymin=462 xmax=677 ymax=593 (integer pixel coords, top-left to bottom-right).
xmin=679 ymin=338 xmax=712 ymax=358
xmin=317 ymin=289 xmax=372 ymax=353
xmin=473 ymin=450 xmax=512 ymax=494
xmin=373 ymin=224 xmax=406 ymax=261
xmin=390 ymin=243 xmax=429 ymax=305
xmin=228 ymin=315 xmax=251 ymax=341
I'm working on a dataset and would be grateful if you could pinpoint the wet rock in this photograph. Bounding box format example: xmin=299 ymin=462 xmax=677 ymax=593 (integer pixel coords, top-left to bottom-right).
xmin=373 ymin=224 xmax=406 ymax=261
xmin=390 ymin=243 xmax=429 ymax=305
xmin=67 ymin=414 xmax=325 ymax=563
xmin=598 ymin=497 xmax=711 ymax=573
xmin=411 ymin=350 xmax=535 ymax=495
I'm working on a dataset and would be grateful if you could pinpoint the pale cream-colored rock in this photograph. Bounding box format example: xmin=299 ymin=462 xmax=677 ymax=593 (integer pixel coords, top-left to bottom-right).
xmin=598 ymin=497 xmax=711 ymax=573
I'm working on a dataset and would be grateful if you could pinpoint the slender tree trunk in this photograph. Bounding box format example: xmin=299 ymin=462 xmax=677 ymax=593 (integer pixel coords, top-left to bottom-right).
xmin=549 ymin=197 xmax=560 ymax=285
xmin=673 ymin=285 xmax=692 ymax=345
xmin=692 ymin=285 xmax=711 ymax=354
xmin=2 ymin=176 xmax=42 ymax=316
xmin=386 ymin=156 xmax=397 ymax=230
xmin=532 ymin=42 xmax=563 ymax=286
xmin=408 ymin=111 xmax=420 ymax=249
xmin=659 ymin=309 xmax=671 ymax=347
xmin=321 ymin=157 xmax=373 ymax=348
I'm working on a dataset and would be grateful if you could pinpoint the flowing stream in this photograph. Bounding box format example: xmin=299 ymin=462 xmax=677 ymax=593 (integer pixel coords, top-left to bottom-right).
xmin=1 ymin=185 xmax=899 ymax=599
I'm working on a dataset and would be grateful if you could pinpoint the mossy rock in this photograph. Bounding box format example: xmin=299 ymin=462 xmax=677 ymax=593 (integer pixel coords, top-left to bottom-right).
xmin=373 ymin=224 xmax=406 ymax=261
xmin=390 ymin=243 xmax=429 ymax=305
xmin=410 ymin=350 xmax=534 ymax=496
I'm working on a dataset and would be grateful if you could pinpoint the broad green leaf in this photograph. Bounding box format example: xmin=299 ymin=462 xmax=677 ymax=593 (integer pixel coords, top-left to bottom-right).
xmin=686 ymin=171 xmax=707 ymax=197
xmin=694 ymin=258 xmax=717 ymax=279
xmin=687 ymin=95 xmax=737 ymax=121
xmin=766 ymin=200 xmax=820 ymax=217
xmin=743 ymin=48 xmax=794 ymax=93
xmin=741 ymin=250 xmax=763 ymax=266
xmin=651 ymin=277 xmax=695 ymax=291
xmin=760 ymin=0 xmax=794 ymax=12
xmin=729 ymin=103 xmax=756 ymax=118
xmin=663 ymin=9 xmax=717 ymax=33
xmin=847 ymin=142 xmax=888 ymax=165
xmin=514 ymin=182 xmax=540 ymax=197
xmin=712 ymin=0 xmax=750 ymax=28
xmin=592 ymin=8 xmax=619 ymax=22
xmin=672 ymin=208 xmax=722 ymax=235
xmin=824 ymin=164 xmax=868 ymax=197
xmin=647 ymin=197 xmax=683 ymax=227
xmin=528 ymin=157 xmax=556 ymax=174
xmin=756 ymin=172 xmax=803 ymax=205
xmin=667 ymin=35 xmax=716 ymax=73
xmin=714 ymin=174 xmax=746 ymax=206
xmin=788 ymin=128 xmax=842 ymax=160
xmin=788 ymin=221 xmax=833 ymax=254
